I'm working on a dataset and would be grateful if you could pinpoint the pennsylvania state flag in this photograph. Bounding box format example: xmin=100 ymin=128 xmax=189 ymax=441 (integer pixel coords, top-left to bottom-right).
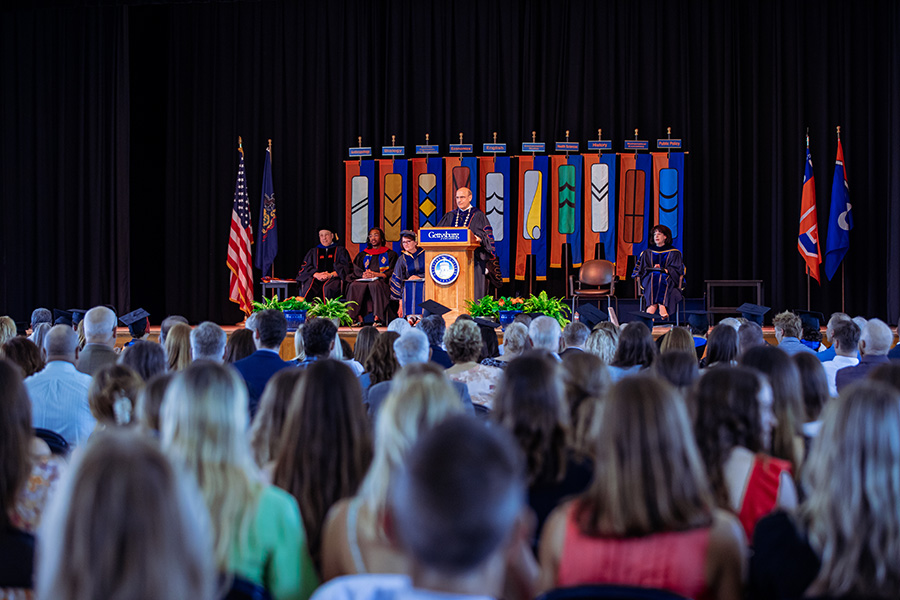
xmin=255 ymin=144 xmax=277 ymax=276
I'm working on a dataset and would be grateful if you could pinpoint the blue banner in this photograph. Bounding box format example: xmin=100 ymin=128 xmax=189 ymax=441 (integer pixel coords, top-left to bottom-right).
xmin=255 ymin=146 xmax=277 ymax=276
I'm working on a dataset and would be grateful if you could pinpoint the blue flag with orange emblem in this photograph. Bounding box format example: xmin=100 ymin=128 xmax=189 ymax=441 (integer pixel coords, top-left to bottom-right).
xmin=798 ymin=144 xmax=822 ymax=283
xmin=255 ymin=143 xmax=278 ymax=276
xmin=824 ymin=139 xmax=852 ymax=280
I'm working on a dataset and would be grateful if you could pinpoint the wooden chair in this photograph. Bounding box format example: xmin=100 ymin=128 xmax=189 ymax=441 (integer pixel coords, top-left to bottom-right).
xmin=569 ymin=259 xmax=617 ymax=314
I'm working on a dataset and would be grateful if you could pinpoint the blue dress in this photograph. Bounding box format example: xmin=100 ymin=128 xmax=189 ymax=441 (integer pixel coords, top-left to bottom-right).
xmin=632 ymin=245 xmax=684 ymax=314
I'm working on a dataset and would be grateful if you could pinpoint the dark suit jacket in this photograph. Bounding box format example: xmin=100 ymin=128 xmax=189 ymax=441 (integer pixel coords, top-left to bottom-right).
xmin=835 ymin=354 xmax=890 ymax=394
xmin=232 ymin=349 xmax=293 ymax=417
xmin=429 ymin=345 xmax=453 ymax=369
xmin=76 ymin=344 xmax=119 ymax=376
xmin=559 ymin=347 xmax=584 ymax=359
xmin=366 ymin=378 xmax=475 ymax=418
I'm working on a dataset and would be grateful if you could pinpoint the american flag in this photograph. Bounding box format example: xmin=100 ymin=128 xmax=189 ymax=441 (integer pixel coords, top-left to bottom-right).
xmin=228 ymin=142 xmax=254 ymax=315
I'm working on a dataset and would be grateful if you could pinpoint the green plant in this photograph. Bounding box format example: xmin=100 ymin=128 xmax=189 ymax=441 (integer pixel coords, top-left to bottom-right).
xmin=465 ymin=296 xmax=500 ymax=318
xmin=251 ymin=295 xmax=312 ymax=312
xmin=496 ymin=296 xmax=526 ymax=310
xmin=280 ymin=296 xmax=313 ymax=311
xmin=306 ymin=296 xmax=357 ymax=326
xmin=522 ymin=290 xmax=571 ymax=327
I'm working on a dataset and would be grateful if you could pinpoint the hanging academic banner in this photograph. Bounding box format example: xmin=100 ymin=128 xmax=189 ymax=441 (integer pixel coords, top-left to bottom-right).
xmin=651 ymin=152 xmax=685 ymax=252
xmin=516 ymin=156 xmax=549 ymax=281
xmin=410 ymin=157 xmax=443 ymax=229
xmin=582 ymin=153 xmax=617 ymax=265
xmin=443 ymin=157 xmax=479 ymax=212
xmin=378 ymin=159 xmax=409 ymax=255
xmin=479 ymin=156 xmax=512 ymax=281
xmin=550 ymin=155 xmax=584 ymax=269
xmin=615 ymin=154 xmax=652 ymax=278
xmin=345 ymin=160 xmax=377 ymax=260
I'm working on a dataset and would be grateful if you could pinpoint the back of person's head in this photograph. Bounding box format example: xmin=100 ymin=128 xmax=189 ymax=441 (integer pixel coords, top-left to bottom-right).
xmin=0 ymin=316 xmax=17 ymax=346
xmin=611 ymin=321 xmax=657 ymax=369
xmin=444 ymin=318 xmax=482 ymax=363
xmin=826 ymin=311 xmax=851 ymax=334
xmin=861 ymin=318 xmax=893 ymax=356
xmin=364 ymin=331 xmax=401 ymax=384
xmin=161 ymin=361 xmax=258 ymax=569
xmin=301 ymin=317 xmax=338 ymax=358
xmin=118 ymin=340 xmax=167 ymax=382
xmin=1 ymin=337 xmax=45 ymax=377
xmin=190 ymin=322 xmax=226 ymax=362
xmin=37 ymin=430 xmax=215 ymax=600
xmin=706 ymin=323 xmax=739 ymax=365
xmin=359 ymin=363 xmax=464 ymax=526
xmin=388 ymin=415 xmax=525 ymax=578
xmin=394 ymin=328 xmax=430 ymax=366
xmin=561 ymin=352 xmax=611 ymax=457
xmin=136 ymin=372 xmax=174 ymax=433
xmin=165 ymin=323 xmax=193 ymax=371
xmin=493 ymin=352 xmax=568 ymax=485
xmin=577 ymin=376 xmax=714 ymax=537
xmin=43 ymin=324 xmax=79 ymax=360
xmin=0 ymin=359 xmax=33 ymax=528
xmin=224 ymin=328 xmax=256 ymax=363
xmin=292 ymin=325 xmax=306 ymax=362
xmin=692 ymin=367 xmax=768 ymax=506
xmin=353 ymin=326 xmax=379 ymax=363
xmin=386 ymin=317 xmax=411 ymax=335
xmin=253 ymin=309 xmax=288 ymax=349
xmin=529 ymin=315 xmax=562 ymax=352
xmin=852 ymin=316 xmax=868 ymax=332
xmin=338 ymin=337 xmax=353 ymax=361
xmin=502 ymin=322 xmax=530 ymax=357
xmin=30 ymin=323 xmax=51 ymax=354
xmin=478 ymin=324 xmax=500 ymax=360
xmin=652 ymin=350 xmax=700 ymax=392
xmin=272 ymin=359 xmax=372 ymax=565
xmin=83 ymin=306 xmax=117 ymax=344
xmin=831 ymin=319 xmax=861 ymax=354
xmin=801 ymin=380 xmax=900 ymax=597
xmin=740 ymin=344 xmax=806 ymax=470
xmin=868 ymin=362 xmax=900 ymax=394
xmin=659 ymin=327 xmax=694 ymax=354
xmin=718 ymin=317 xmax=742 ymax=331
xmin=584 ymin=327 xmax=618 ymax=364
xmin=773 ymin=311 xmax=802 ymax=338
xmin=418 ymin=315 xmax=446 ymax=348
xmin=562 ymin=321 xmax=590 ymax=349
xmin=159 ymin=315 xmax=189 ymax=346
xmin=793 ymin=352 xmax=830 ymax=421
xmin=31 ymin=307 xmax=52 ymax=329
xmin=738 ymin=321 xmax=765 ymax=355
xmin=512 ymin=312 xmax=533 ymax=327
xmin=89 ymin=364 xmax=144 ymax=426
xmin=248 ymin=368 xmax=305 ymax=467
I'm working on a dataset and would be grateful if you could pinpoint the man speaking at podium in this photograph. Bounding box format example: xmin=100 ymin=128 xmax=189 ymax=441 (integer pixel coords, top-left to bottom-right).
xmin=437 ymin=187 xmax=499 ymax=298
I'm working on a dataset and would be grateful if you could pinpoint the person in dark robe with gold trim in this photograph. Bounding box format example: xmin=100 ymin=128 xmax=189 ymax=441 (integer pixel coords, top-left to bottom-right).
xmin=632 ymin=224 xmax=684 ymax=319
xmin=295 ymin=226 xmax=352 ymax=301
xmin=437 ymin=187 xmax=500 ymax=299
xmin=390 ymin=229 xmax=426 ymax=318
xmin=346 ymin=227 xmax=398 ymax=326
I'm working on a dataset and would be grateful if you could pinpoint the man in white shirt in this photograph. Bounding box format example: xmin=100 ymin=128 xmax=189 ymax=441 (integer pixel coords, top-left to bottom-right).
xmin=821 ymin=319 xmax=861 ymax=397
xmin=26 ymin=324 xmax=95 ymax=445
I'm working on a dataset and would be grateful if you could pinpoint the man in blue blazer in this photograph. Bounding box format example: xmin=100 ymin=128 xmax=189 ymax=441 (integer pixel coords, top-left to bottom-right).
xmin=232 ymin=309 xmax=291 ymax=417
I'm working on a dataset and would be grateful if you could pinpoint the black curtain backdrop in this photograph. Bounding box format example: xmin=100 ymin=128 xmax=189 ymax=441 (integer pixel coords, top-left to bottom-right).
xmin=2 ymin=0 xmax=899 ymax=326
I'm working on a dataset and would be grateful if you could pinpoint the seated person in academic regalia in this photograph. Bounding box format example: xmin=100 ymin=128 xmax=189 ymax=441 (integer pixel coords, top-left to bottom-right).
xmin=346 ymin=227 xmax=398 ymax=327
xmin=296 ymin=226 xmax=352 ymax=301
xmin=120 ymin=308 xmax=151 ymax=348
xmin=389 ymin=229 xmax=426 ymax=318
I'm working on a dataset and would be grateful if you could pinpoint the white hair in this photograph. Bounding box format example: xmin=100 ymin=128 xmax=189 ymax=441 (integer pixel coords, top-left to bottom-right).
xmin=718 ymin=317 xmax=742 ymax=332
xmin=394 ymin=329 xmax=430 ymax=366
xmin=84 ymin=306 xmax=117 ymax=342
xmin=861 ymin=318 xmax=893 ymax=355
xmin=529 ymin=316 xmax=562 ymax=352
xmin=387 ymin=318 xmax=412 ymax=335
xmin=189 ymin=322 xmax=226 ymax=362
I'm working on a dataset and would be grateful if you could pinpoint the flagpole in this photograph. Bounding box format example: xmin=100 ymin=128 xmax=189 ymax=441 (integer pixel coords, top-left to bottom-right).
xmin=807 ymin=267 xmax=811 ymax=310
xmin=836 ymin=126 xmax=845 ymax=313
xmin=268 ymin=138 xmax=274 ymax=279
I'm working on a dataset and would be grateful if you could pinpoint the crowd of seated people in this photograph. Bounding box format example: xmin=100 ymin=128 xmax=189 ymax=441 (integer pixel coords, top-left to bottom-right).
xmin=3 ymin=304 xmax=900 ymax=600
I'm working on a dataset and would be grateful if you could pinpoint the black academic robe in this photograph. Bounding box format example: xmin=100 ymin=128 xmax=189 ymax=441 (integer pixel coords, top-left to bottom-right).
xmin=437 ymin=207 xmax=500 ymax=298
xmin=346 ymin=246 xmax=398 ymax=322
xmin=295 ymin=244 xmax=352 ymax=300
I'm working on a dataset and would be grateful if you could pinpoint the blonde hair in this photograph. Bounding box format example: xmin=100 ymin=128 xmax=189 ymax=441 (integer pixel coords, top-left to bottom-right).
xmin=444 ymin=319 xmax=482 ymax=363
xmin=292 ymin=325 xmax=306 ymax=362
xmin=660 ymin=327 xmax=694 ymax=354
xmin=165 ymin=322 xmax=192 ymax=371
xmin=161 ymin=362 xmax=262 ymax=570
xmin=0 ymin=316 xmax=16 ymax=346
xmin=357 ymin=363 xmax=464 ymax=537
xmin=37 ymin=430 xmax=215 ymax=600
xmin=801 ymin=380 xmax=900 ymax=598
xmin=502 ymin=322 xmax=529 ymax=356
xmin=577 ymin=376 xmax=714 ymax=537
xmin=584 ymin=327 xmax=618 ymax=364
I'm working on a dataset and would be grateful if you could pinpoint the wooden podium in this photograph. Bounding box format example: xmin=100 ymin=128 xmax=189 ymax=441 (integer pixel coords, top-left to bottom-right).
xmin=418 ymin=227 xmax=480 ymax=323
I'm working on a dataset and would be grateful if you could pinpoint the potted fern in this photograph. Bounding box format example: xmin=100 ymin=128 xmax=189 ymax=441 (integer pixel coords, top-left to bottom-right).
xmin=523 ymin=290 xmax=571 ymax=328
xmin=252 ymin=295 xmax=313 ymax=332
xmin=306 ymin=296 xmax=357 ymax=327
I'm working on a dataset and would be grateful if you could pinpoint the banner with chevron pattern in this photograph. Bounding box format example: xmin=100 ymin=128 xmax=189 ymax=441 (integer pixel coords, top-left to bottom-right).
xmin=550 ymin=154 xmax=584 ymax=269
xmin=615 ymin=154 xmax=652 ymax=278
xmin=582 ymin=153 xmax=617 ymax=265
xmin=516 ymin=155 xmax=549 ymax=281
xmin=344 ymin=159 xmax=377 ymax=260
xmin=410 ymin=157 xmax=443 ymax=230
xmin=378 ymin=159 xmax=409 ymax=254
xmin=479 ymin=156 xmax=512 ymax=281
xmin=651 ymin=152 xmax=685 ymax=253
xmin=444 ymin=157 xmax=479 ymax=211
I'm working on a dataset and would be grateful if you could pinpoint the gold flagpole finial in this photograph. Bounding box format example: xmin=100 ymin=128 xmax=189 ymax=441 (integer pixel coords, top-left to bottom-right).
xmin=806 ymin=128 xmax=809 ymax=148
xmin=532 ymin=131 xmax=536 ymax=143
xmin=493 ymin=132 xmax=497 ymax=143
xmin=634 ymin=129 xmax=639 ymax=140
xmin=238 ymin=136 xmax=243 ymax=154
xmin=459 ymin=133 xmax=463 ymax=144
xmin=566 ymin=130 xmax=570 ymax=141
xmin=392 ymin=135 xmax=396 ymax=146
xmin=425 ymin=133 xmax=430 ymax=143
xmin=836 ymin=126 xmax=841 ymax=141
xmin=268 ymin=138 xmax=272 ymax=153
xmin=667 ymin=127 xmax=671 ymax=137
xmin=598 ymin=129 xmax=602 ymax=139
xmin=358 ymin=136 xmax=362 ymax=147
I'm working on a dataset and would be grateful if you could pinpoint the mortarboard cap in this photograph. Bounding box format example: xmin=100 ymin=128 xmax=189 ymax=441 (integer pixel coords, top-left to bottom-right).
xmin=574 ymin=304 xmax=609 ymax=330
xmin=631 ymin=310 xmax=661 ymax=329
xmin=399 ymin=229 xmax=416 ymax=241
xmin=317 ymin=225 xmax=339 ymax=240
xmin=418 ymin=300 xmax=450 ymax=317
xmin=474 ymin=317 xmax=501 ymax=329
xmin=53 ymin=309 xmax=73 ymax=326
xmin=69 ymin=309 xmax=87 ymax=325
xmin=738 ymin=303 xmax=771 ymax=326
xmin=683 ymin=310 xmax=710 ymax=332
xmin=119 ymin=308 xmax=150 ymax=327
xmin=793 ymin=309 xmax=825 ymax=331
